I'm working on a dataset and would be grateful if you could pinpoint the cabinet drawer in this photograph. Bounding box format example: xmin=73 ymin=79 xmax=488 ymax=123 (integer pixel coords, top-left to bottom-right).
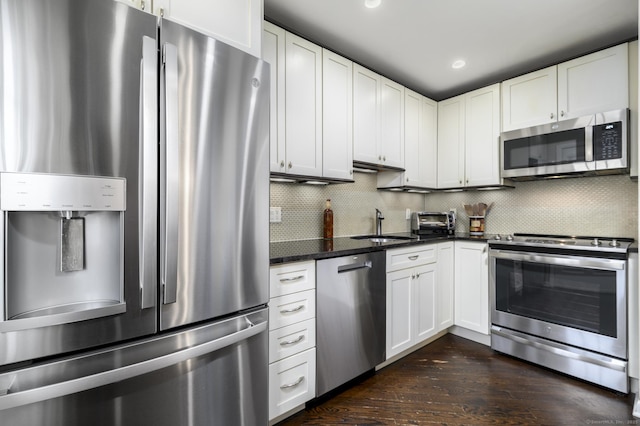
xmin=386 ymin=245 xmax=437 ymax=272
xmin=269 ymin=289 xmax=316 ymax=330
xmin=269 ymin=318 xmax=316 ymax=363
xmin=270 ymin=260 xmax=316 ymax=298
xmin=269 ymin=348 xmax=316 ymax=420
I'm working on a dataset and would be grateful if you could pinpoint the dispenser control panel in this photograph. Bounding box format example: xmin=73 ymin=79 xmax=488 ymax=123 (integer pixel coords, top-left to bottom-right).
xmin=0 ymin=172 xmax=126 ymax=211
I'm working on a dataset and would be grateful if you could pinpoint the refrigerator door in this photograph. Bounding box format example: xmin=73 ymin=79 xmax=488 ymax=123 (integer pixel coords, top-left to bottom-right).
xmin=0 ymin=0 xmax=158 ymax=365
xmin=159 ymin=19 xmax=270 ymax=330
xmin=0 ymin=308 xmax=268 ymax=426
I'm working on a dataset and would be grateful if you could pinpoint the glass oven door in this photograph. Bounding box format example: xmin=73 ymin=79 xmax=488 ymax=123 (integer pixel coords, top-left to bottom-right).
xmin=489 ymin=248 xmax=627 ymax=359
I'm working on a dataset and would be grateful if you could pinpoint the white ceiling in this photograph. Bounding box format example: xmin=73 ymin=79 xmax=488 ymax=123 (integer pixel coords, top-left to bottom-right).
xmin=264 ymin=0 xmax=639 ymax=101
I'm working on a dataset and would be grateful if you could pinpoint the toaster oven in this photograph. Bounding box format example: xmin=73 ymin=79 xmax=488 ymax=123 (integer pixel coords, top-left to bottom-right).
xmin=411 ymin=211 xmax=455 ymax=235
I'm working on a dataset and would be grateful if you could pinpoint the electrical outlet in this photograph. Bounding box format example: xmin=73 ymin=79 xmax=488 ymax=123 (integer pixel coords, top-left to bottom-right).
xmin=269 ymin=207 xmax=282 ymax=223
xmin=449 ymin=208 xmax=457 ymax=215
xmin=405 ymin=208 xmax=411 ymax=220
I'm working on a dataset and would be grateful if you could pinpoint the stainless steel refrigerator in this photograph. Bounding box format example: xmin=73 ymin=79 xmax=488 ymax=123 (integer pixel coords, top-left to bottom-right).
xmin=0 ymin=1 xmax=270 ymax=424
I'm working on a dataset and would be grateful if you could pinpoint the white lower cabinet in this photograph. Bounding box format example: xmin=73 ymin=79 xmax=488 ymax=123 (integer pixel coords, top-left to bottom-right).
xmin=454 ymin=241 xmax=489 ymax=334
xmin=386 ymin=243 xmax=452 ymax=359
xmin=268 ymin=261 xmax=316 ymax=421
xmin=269 ymin=348 xmax=316 ymax=419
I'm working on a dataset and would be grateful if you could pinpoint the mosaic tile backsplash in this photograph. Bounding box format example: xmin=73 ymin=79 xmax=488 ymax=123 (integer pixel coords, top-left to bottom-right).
xmin=270 ymin=173 xmax=638 ymax=242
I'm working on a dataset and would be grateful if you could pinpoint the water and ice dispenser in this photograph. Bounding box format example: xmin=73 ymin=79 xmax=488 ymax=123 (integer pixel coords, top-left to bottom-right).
xmin=0 ymin=172 xmax=126 ymax=332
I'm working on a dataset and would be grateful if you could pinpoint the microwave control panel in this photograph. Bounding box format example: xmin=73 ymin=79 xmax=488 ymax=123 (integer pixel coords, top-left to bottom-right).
xmin=593 ymin=121 xmax=623 ymax=160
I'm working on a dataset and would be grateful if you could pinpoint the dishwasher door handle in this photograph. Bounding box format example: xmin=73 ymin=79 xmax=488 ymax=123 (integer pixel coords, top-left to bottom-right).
xmin=337 ymin=261 xmax=372 ymax=273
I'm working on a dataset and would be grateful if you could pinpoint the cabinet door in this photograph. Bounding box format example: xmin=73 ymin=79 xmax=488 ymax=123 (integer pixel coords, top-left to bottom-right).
xmin=465 ymin=84 xmax=501 ymax=187
xmin=386 ymin=269 xmax=413 ymax=358
xmin=436 ymin=242 xmax=454 ymax=331
xmin=161 ymin=0 xmax=262 ymax=57
xmin=558 ymin=43 xmax=629 ymax=119
xmin=454 ymin=242 xmax=489 ymax=334
xmin=285 ymin=33 xmax=323 ymax=177
xmin=353 ymin=64 xmax=380 ymax=165
xmin=263 ymin=22 xmax=286 ymax=174
xmin=322 ymin=49 xmax=354 ymax=181
xmin=404 ymin=90 xmax=422 ymax=185
xmin=380 ymin=77 xmax=405 ymax=169
xmin=437 ymin=95 xmax=465 ymax=188
xmin=414 ymin=263 xmax=437 ymax=343
xmin=501 ymin=66 xmax=557 ymax=131
xmin=404 ymin=91 xmax=437 ymax=188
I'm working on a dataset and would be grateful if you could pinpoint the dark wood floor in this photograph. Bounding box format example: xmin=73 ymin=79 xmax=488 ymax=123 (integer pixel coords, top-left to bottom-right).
xmin=278 ymin=334 xmax=635 ymax=425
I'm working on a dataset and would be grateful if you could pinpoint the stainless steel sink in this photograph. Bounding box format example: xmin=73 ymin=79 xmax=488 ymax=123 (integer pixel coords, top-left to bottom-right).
xmin=350 ymin=234 xmax=417 ymax=243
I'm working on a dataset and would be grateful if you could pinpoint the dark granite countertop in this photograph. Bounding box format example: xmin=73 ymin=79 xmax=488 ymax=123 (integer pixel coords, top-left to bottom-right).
xmin=270 ymin=233 xmax=494 ymax=264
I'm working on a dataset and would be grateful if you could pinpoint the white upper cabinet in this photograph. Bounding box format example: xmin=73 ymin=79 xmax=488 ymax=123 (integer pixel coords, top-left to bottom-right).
xmin=262 ymin=22 xmax=286 ymax=174
xmin=284 ymin=33 xmax=323 ymax=177
xmin=558 ymin=43 xmax=629 ymax=119
xmin=438 ymin=84 xmax=501 ymax=189
xmin=380 ymin=78 xmax=405 ymax=169
xmin=353 ymin=64 xmax=405 ymax=169
xmin=502 ymin=43 xmax=629 ymax=132
xmin=437 ymin=94 xmax=465 ymax=188
xmin=465 ymin=84 xmax=501 ymax=187
xmin=404 ymin=90 xmax=437 ymax=187
xmin=322 ymin=50 xmax=354 ymax=181
xmin=501 ymin=66 xmax=557 ymax=131
xmin=117 ymin=0 xmax=263 ymax=57
xmin=263 ymin=25 xmax=323 ymax=178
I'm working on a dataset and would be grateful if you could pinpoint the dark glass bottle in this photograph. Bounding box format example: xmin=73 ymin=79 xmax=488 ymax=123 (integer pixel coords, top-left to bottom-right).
xmin=323 ymin=199 xmax=333 ymax=239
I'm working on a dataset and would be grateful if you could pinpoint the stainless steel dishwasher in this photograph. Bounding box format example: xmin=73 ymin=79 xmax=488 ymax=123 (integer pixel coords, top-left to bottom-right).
xmin=316 ymin=251 xmax=386 ymax=397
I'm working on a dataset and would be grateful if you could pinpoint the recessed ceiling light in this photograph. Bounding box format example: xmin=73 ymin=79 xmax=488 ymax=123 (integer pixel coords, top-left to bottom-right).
xmin=451 ymin=59 xmax=466 ymax=69
xmin=365 ymin=0 xmax=381 ymax=8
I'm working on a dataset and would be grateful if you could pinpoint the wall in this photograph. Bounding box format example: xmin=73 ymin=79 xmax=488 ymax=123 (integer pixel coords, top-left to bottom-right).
xmin=269 ymin=172 xmax=424 ymax=242
xmin=271 ymin=173 xmax=638 ymax=242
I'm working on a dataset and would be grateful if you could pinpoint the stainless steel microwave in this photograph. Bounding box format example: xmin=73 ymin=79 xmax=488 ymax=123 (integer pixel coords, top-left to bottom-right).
xmin=500 ymin=109 xmax=629 ymax=180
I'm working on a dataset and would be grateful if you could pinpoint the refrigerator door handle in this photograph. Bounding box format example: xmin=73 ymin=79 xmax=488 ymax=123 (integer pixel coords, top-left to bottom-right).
xmin=0 ymin=317 xmax=267 ymax=411
xmin=161 ymin=42 xmax=179 ymax=305
xmin=139 ymin=36 xmax=158 ymax=310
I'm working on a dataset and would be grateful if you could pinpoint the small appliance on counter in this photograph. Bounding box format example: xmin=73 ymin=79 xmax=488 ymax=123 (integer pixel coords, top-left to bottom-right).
xmin=411 ymin=211 xmax=455 ymax=236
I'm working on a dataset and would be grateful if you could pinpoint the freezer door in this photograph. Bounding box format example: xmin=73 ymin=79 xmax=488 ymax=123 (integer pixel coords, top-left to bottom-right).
xmin=159 ymin=19 xmax=270 ymax=330
xmin=0 ymin=0 xmax=158 ymax=365
xmin=0 ymin=308 xmax=268 ymax=426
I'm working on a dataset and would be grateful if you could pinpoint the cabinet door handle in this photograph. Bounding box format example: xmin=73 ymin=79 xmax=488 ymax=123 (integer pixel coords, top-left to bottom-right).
xmin=280 ymin=304 xmax=305 ymax=314
xmin=280 ymin=335 xmax=305 ymax=346
xmin=280 ymin=376 xmax=304 ymax=389
xmin=279 ymin=275 xmax=304 ymax=283
xmin=288 ymin=161 xmax=292 ymax=169
xmin=560 ymin=110 xmax=565 ymax=117
xmin=408 ymin=255 xmax=419 ymax=261
xmin=280 ymin=160 xmax=285 ymax=168
xmin=550 ymin=112 xmax=554 ymax=119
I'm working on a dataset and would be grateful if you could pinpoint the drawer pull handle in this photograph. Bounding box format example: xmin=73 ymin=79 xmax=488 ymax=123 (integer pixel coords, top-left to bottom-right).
xmin=280 ymin=376 xmax=304 ymax=389
xmin=280 ymin=304 xmax=305 ymax=314
xmin=280 ymin=335 xmax=305 ymax=346
xmin=280 ymin=275 xmax=304 ymax=283
xmin=408 ymin=255 xmax=419 ymax=261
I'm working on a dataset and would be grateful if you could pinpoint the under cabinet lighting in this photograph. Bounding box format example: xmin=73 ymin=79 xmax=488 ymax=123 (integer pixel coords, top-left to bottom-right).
xmin=365 ymin=0 xmax=381 ymax=8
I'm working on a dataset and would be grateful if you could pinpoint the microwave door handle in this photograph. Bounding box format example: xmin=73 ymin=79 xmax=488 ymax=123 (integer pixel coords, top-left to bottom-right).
xmin=139 ymin=36 xmax=158 ymax=310
xmin=161 ymin=42 xmax=179 ymax=305
xmin=0 ymin=317 xmax=267 ymax=411
xmin=585 ymin=124 xmax=594 ymax=162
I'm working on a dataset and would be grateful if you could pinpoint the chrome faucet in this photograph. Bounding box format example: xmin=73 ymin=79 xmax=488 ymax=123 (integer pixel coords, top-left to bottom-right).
xmin=375 ymin=208 xmax=384 ymax=235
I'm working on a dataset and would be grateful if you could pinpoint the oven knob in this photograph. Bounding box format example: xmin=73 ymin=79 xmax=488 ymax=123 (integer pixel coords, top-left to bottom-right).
xmin=591 ymin=238 xmax=601 ymax=246
xmin=494 ymin=235 xmax=502 ymax=240
xmin=610 ymin=239 xmax=620 ymax=247
xmin=506 ymin=235 xmax=514 ymax=242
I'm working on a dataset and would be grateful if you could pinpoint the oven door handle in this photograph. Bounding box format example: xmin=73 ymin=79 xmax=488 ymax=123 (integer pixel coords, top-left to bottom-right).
xmin=490 ymin=250 xmax=626 ymax=271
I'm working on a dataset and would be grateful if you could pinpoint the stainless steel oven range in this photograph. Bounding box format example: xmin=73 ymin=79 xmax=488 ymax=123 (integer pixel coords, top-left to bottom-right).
xmin=488 ymin=233 xmax=633 ymax=393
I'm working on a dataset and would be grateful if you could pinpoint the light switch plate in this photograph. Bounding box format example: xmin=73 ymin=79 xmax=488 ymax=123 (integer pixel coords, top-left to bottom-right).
xmin=405 ymin=208 xmax=411 ymax=220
